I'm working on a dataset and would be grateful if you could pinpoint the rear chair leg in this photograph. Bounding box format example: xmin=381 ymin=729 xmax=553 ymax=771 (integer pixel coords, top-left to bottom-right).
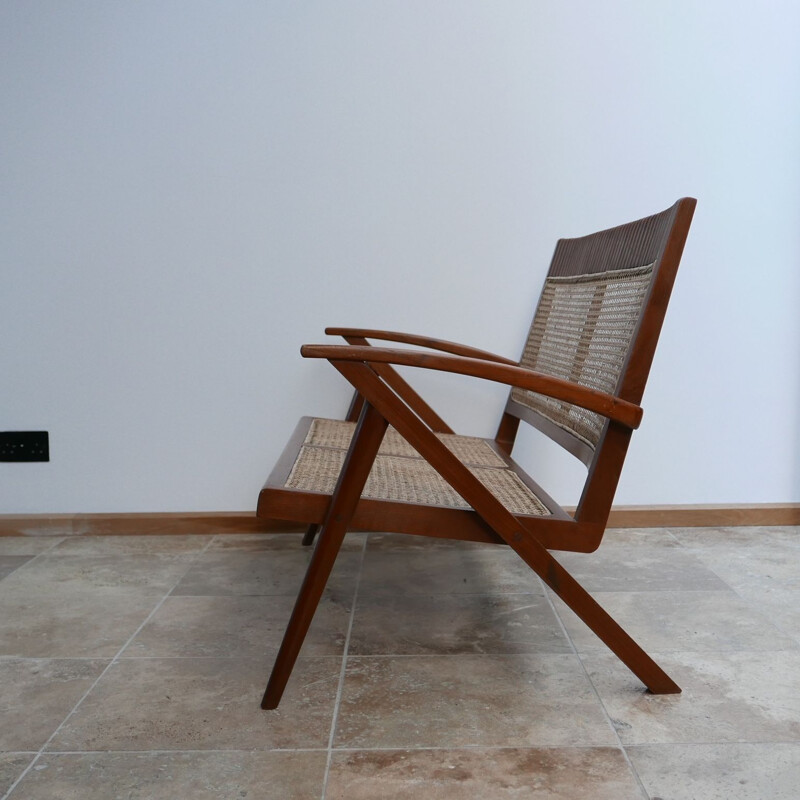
xmin=301 ymin=524 xmax=319 ymax=547
xmin=261 ymin=402 xmax=388 ymax=709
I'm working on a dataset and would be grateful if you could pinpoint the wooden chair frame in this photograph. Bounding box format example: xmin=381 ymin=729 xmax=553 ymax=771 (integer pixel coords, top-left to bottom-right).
xmin=257 ymin=198 xmax=696 ymax=710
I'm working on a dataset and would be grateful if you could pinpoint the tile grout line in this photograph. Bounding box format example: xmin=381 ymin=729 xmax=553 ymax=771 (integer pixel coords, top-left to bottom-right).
xmin=320 ymin=532 xmax=369 ymax=800
xmin=540 ymin=573 xmax=651 ymax=800
xmin=0 ymin=536 xmax=218 ymax=800
xmin=0 ymin=538 xmax=64 ymax=581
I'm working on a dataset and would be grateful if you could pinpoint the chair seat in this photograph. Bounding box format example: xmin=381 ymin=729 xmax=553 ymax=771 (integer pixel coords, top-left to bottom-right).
xmin=281 ymin=418 xmax=550 ymax=516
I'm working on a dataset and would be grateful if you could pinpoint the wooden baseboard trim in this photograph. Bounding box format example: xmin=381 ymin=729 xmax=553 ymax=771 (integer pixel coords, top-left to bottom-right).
xmin=0 ymin=504 xmax=798 ymax=537
xmin=603 ymin=503 xmax=800 ymax=528
xmin=0 ymin=512 xmax=304 ymax=537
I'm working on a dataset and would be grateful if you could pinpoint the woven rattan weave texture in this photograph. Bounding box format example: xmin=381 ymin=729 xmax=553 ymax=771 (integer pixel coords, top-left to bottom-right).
xmin=511 ymin=264 xmax=654 ymax=449
xmin=306 ymin=418 xmax=507 ymax=467
xmin=286 ymin=419 xmax=549 ymax=516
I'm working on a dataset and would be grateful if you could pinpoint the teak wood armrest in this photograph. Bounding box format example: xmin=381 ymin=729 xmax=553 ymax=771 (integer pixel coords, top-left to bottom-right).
xmin=325 ymin=327 xmax=517 ymax=365
xmin=300 ymin=344 xmax=643 ymax=430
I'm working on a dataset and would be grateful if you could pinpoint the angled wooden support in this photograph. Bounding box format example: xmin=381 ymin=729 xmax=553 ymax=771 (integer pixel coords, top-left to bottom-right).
xmin=333 ymin=359 xmax=679 ymax=695
xmin=339 ymin=334 xmax=453 ymax=432
xmin=261 ymin=401 xmax=388 ymax=709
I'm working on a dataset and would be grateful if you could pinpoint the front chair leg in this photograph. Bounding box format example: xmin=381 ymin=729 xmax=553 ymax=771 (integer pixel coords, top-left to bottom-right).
xmin=510 ymin=535 xmax=680 ymax=694
xmin=261 ymin=401 xmax=388 ymax=710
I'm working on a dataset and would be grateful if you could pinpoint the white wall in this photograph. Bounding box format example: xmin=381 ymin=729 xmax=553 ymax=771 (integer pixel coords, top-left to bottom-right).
xmin=2 ymin=1 xmax=799 ymax=513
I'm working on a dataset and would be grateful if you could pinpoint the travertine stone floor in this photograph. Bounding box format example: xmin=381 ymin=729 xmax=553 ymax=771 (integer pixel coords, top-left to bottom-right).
xmin=0 ymin=526 xmax=798 ymax=798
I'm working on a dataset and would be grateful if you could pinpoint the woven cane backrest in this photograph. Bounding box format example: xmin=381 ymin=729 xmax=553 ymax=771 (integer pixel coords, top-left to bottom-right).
xmin=511 ymin=264 xmax=655 ymax=450
xmin=507 ymin=203 xmax=685 ymax=465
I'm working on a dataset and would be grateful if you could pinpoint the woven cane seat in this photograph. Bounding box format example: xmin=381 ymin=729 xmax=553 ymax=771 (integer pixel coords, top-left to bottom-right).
xmin=305 ymin=418 xmax=507 ymax=466
xmin=283 ymin=418 xmax=549 ymax=516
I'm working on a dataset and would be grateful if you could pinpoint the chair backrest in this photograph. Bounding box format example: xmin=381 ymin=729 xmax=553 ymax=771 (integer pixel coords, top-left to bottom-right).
xmin=500 ymin=198 xmax=696 ymax=526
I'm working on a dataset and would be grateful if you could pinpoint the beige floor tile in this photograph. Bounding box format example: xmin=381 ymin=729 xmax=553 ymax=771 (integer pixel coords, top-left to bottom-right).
xmin=552 ymin=590 xmax=798 ymax=653
xmin=49 ymin=534 xmax=213 ymax=555
xmin=171 ymin=549 xmax=360 ymax=598
xmin=0 ymin=553 xmax=195 ymax=596
xmin=0 ymin=587 xmax=162 ymax=658
xmin=9 ymin=751 xmax=327 ymax=800
xmin=359 ymin=543 xmax=543 ymax=596
xmin=585 ymin=650 xmax=800 ymax=744
xmin=669 ymin=525 xmax=800 ymax=549
xmin=207 ymin=532 xmax=365 ymax=552
xmin=733 ymin=586 xmax=800 ymax=646
xmin=553 ymin=540 xmax=729 ymax=592
xmin=48 ymin=657 xmax=340 ymax=751
xmin=349 ymin=593 xmax=571 ymax=655
xmin=327 ymin=747 xmax=645 ymax=799
xmin=124 ymin=594 xmax=351 ymax=658
xmin=0 ymin=658 xmax=108 ymax=750
xmin=0 ymin=556 xmax=33 ymax=581
xmin=366 ymin=533 xmax=508 ymax=551
xmin=0 ymin=753 xmax=36 ymax=797
xmin=684 ymin=544 xmax=800 ymax=594
xmin=564 ymin=527 xmax=686 ymax=553
xmin=0 ymin=537 xmax=63 ymax=556
xmin=335 ymin=655 xmax=617 ymax=749
xmin=628 ymin=742 xmax=800 ymax=800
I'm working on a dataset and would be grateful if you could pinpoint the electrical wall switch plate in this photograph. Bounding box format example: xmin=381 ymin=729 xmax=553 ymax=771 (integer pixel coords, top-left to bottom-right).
xmin=0 ymin=431 xmax=50 ymax=462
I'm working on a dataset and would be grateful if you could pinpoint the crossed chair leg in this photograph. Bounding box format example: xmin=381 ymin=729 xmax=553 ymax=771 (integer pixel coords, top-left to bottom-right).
xmin=262 ymin=388 xmax=679 ymax=710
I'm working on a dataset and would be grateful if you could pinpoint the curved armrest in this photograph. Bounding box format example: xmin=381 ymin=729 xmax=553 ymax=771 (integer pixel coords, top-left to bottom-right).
xmin=301 ymin=344 xmax=643 ymax=429
xmin=325 ymin=327 xmax=517 ymax=365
